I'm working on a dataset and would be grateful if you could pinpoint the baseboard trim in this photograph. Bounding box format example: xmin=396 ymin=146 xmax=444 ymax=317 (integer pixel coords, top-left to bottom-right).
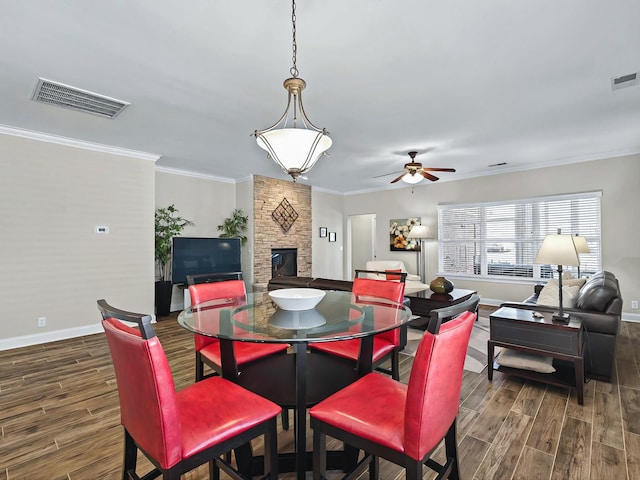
xmin=0 ymin=324 xmax=105 ymax=351
xmin=0 ymin=316 xmax=159 ymax=351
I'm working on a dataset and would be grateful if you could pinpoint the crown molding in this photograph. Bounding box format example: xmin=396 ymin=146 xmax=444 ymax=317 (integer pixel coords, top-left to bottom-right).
xmin=0 ymin=124 xmax=160 ymax=161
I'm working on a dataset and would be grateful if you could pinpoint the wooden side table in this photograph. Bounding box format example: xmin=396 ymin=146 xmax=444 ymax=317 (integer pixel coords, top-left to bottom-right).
xmin=406 ymin=288 xmax=477 ymax=329
xmin=488 ymin=306 xmax=585 ymax=405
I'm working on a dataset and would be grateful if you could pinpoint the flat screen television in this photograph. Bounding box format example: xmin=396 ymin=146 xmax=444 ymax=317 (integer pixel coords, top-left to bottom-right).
xmin=171 ymin=237 xmax=242 ymax=285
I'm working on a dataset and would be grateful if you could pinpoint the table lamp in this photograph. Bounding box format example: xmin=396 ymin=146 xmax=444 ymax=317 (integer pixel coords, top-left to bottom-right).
xmin=407 ymin=225 xmax=433 ymax=283
xmin=534 ymin=232 xmax=580 ymax=322
xmin=573 ymin=234 xmax=590 ymax=278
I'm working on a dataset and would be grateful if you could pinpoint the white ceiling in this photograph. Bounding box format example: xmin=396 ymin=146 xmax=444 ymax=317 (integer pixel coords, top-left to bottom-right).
xmin=1 ymin=0 xmax=639 ymax=194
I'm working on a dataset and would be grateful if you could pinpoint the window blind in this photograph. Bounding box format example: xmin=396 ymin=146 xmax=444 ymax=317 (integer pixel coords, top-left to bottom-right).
xmin=437 ymin=192 xmax=602 ymax=281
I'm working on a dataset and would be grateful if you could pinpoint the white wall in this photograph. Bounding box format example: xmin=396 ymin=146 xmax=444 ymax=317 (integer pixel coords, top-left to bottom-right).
xmin=0 ymin=133 xmax=155 ymax=347
xmin=344 ymin=154 xmax=640 ymax=315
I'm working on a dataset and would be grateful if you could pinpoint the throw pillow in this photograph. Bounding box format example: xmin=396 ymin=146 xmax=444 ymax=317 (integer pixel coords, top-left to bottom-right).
xmin=385 ymin=269 xmax=403 ymax=281
xmin=497 ymin=349 xmax=556 ymax=373
xmin=536 ymin=279 xmax=581 ymax=307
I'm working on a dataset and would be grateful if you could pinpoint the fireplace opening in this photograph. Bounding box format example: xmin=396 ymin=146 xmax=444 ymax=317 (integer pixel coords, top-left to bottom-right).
xmin=272 ymin=248 xmax=297 ymax=278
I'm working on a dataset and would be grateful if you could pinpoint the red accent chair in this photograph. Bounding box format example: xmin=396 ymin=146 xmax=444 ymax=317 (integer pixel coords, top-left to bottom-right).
xmin=309 ymin=309 xmax=476 ymax=480
xmin=188 ymin=280 xmax=289 ymax=382
xmin=98 ymin=299 xmax=281 ymax=480
xmin=309 ymin=271 xmax=407 ymax=380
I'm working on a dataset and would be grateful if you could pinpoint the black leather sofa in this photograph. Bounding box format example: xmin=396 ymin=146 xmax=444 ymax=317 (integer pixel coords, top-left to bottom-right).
xmin=268 ymin=276 xmax=354 ymax=292
xmin=501 ymin=271 xmax=623 ymax=382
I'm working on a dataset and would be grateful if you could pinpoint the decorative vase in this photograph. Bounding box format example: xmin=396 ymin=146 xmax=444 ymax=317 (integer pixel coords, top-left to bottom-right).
xmin=430 ymin=276 xmax=454 ymax=294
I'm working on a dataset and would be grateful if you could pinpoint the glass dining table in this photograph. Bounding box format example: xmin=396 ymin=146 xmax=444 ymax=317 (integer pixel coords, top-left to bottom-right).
xmin=178 ymin=289 xmax=411 ymax=479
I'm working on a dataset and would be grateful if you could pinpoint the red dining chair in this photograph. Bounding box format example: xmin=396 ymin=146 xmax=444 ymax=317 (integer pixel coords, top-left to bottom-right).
xmin=310 ymin=309 xmax=476 ymax=480
xmin=309 ymin=270 xmax=407 ymax=380
xmin=188 ymin=279 xmax=289 ymax=382
xmin=97 ymin=299 xmax=280 ymax=480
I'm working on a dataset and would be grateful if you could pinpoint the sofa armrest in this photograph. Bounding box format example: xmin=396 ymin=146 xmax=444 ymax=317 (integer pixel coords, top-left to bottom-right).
xmin=405 ymin=273 xmax=422 ymax=282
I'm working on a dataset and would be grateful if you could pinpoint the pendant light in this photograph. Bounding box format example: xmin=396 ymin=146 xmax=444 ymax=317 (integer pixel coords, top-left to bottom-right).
xmin=252 ymin=0 xmax=332 ymax=182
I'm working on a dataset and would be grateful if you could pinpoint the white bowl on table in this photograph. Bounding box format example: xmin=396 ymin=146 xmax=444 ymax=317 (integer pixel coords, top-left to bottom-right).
xmin=268 ymin=288 xmax=326 ymax=311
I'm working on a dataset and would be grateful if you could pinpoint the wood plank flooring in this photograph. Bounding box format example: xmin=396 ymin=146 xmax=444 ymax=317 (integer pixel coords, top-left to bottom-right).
xmin=1 ymin=306 xmax=639 ymax=479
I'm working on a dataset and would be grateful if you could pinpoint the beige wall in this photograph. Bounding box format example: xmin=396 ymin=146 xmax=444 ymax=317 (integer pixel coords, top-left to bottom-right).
xmin=0 ymin=133 xmax=155 ymax=345
xmin=344 ymin=155 xmax=640 ymax=316
xmin=155 ymin=170 xmax=236 ymax=309
xmin=312 ymin=190 xmax=345 ymax=279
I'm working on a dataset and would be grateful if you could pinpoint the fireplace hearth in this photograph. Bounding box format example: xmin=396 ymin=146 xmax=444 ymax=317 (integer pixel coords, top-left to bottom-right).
xmin=272 ymin=248 xmax=297 ymax=278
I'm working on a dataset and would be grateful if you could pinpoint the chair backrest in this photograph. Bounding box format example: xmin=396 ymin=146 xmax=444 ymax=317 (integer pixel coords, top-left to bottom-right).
xmin=404 ymin=310 xmax=476 ymax=461
xmin=98 ymin=300 xmax=182 ymax=470
xmin=188 ymin=280 xmax=247 ymax=350
xmin=426 ymin=293 xmax=480 ymax=334
xmin=355 ymin=269 xmax=408 ymax=283
xmin=186 ymin=271 xmax=243 ymax=286
xmin=352 ymin=276 xmax=406 ymax=344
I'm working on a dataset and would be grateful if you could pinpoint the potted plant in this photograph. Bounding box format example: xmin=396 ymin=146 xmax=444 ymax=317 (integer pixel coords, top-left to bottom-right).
xmin=155 ymin=204 xmax=193 ymax=316
xmin=217 ymin=208 xmax=249 ymax=245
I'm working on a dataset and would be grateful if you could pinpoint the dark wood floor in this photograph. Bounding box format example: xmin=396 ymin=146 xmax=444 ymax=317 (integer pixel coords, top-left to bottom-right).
xmin=1 ymin=307 xmax=639 ymax=479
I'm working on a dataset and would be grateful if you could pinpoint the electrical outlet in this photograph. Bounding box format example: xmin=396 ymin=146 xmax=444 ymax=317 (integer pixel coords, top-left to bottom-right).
xmin=37 ymin=317 xmax=46 ymax=327
xmin=632 ymin=300 xmax=639 ymax=310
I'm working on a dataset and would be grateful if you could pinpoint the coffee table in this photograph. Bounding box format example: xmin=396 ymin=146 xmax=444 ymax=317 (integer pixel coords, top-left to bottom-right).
xmin=406 ymin=287 xmax=477 ymax=329
xmin=488 ymin=306 xmax=585 ymax=404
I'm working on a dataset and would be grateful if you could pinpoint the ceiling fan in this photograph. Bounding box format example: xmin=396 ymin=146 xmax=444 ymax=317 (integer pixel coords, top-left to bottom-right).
xmin=376 ymin=151 xmax=456 ymax=184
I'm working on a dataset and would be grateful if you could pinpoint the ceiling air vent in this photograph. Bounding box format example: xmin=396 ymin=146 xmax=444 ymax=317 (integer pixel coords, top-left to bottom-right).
xmin=611 ymin=72 xmax=638 ymax=91
xmin=31 ymin=78 xmax=130 ymax=118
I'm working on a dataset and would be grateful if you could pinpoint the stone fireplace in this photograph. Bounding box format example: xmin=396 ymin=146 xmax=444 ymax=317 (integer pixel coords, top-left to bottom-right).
xmin=253 ymin=175 xmax=312 ymax=288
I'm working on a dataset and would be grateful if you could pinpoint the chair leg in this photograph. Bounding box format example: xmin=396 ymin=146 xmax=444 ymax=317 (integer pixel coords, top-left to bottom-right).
xmin=208 ymin=458 xmax=219 ymax=480
xmin=369 ymin=454 xmax=378 ymax=480
xmin=264 ymin=418 xmax=278 ymax=479
xmin=281 ymin=408 xmax=290 ymax=430
xmin=195 ymin=352 xmax=204 ymax=382
xmin=444 ymin=419 xmax=460 ymax=480
xmin=391 ymin=349 xmax=400 ymax=381
xmin=313 ymin=427 xmax=327 ymax=480
xmin=405 ymin=459 xmax=423 ymax=480
xmin=122 ymin=429 xmax=138 ymax=480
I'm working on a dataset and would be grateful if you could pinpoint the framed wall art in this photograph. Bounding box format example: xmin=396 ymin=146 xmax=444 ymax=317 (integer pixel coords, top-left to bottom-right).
xmin=328 ymin=231 xmax=337 ymax=242
xmin=389 ymin=218 xmax=421 ymax=251
xmin=319 ymin=227 xmax=328 ymax=238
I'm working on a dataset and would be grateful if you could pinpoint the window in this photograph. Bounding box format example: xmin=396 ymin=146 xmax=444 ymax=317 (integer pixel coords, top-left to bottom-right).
xmin=438 ymin=192 xmax=601 ymax=281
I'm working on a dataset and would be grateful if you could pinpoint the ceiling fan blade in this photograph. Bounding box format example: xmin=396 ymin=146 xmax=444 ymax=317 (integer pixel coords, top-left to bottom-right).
xmin=420 ymin=170 xmax=439 ymax=181
xmin=421 ymin=167 xmax=456 ymax=172
xmin=390 ymin=173 xmax=407 ymax=183
xmin=373 ymin=170 xmax=403 ymax=179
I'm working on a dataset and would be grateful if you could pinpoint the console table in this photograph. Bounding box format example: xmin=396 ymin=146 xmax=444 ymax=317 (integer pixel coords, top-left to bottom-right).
xmin=406 ymin=287 xmax=477 ymax=329
xmin=488 ymin=306 xmax=585 ymax=405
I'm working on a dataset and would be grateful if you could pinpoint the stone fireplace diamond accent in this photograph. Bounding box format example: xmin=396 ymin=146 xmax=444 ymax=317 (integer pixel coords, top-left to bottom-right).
xmin=271 ymin=197 xmax=299 ymax=232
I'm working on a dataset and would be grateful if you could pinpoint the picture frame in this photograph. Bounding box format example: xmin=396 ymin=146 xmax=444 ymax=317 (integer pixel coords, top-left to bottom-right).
xmin=319 ymin=227 xmax=328 ymax=238
xmin=389 ymin=217 xmax=422 ymax=251
xmin=329 ymin=231 xmax=337 ymax=242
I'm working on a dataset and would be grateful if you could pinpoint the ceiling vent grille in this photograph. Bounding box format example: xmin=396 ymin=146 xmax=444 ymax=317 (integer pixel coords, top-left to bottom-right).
xmin=31 ymin=78 xmax=130 ymax=118
xmin=611 ymin=72 xmax=638 ymax=91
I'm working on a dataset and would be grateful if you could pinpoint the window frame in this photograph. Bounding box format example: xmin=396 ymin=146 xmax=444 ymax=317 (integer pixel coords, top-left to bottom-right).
xmin=437 ymin=191 xmax=602 ymax=283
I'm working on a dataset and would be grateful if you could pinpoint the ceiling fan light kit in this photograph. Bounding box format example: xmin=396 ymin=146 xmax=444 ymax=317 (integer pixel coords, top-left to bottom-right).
xmin=252 ymin=0 xmax=331 ymax=182
xmin=389 ymin=151 xmax=456 ymax=185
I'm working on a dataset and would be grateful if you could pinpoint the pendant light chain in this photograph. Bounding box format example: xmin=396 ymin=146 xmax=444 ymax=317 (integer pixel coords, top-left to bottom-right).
xmin=290 ymin=0 xmax=298 ymax=78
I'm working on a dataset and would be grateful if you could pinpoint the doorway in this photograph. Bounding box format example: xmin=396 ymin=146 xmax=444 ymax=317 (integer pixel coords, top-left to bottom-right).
xmin=347 ymin=214 xmax=376 ymax=280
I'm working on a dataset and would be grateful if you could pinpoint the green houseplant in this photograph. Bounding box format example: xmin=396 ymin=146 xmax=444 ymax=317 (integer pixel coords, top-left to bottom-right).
xmin=217 ymin=208 xmax=249 ymax=246
xmin=155 ymin=204 xmax=193 ymax=316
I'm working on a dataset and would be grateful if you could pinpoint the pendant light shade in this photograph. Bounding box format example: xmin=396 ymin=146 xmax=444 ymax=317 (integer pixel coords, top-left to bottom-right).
xmin=252 ymin=0 xmax=331 ymax=181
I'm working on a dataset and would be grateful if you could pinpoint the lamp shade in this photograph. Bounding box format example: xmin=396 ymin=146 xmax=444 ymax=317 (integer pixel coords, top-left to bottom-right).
xmin=256 ymin=128 xmax=332 ymax=176
xmin=534 ymin=234 xmax=580 ymax=266
xmin=407 ymin=225 xmax=433 ymax=239
xmin=401 ymin=172 xmax=423 ymax=184
xmin=572 ymin=235 xmax=590 ymax=254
